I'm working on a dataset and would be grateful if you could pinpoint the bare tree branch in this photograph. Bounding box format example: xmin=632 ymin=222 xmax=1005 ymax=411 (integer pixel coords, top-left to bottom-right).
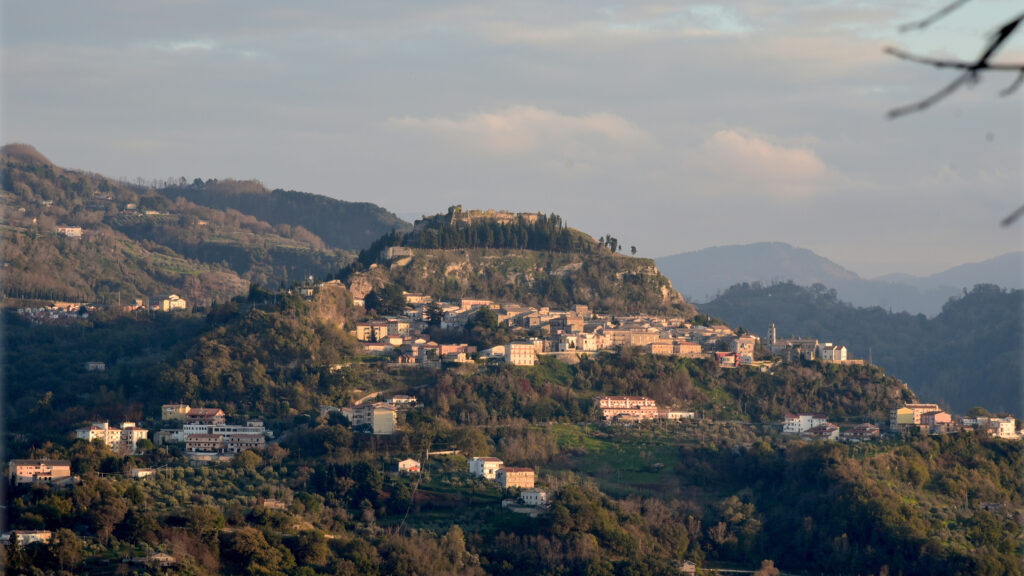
xmin=884 ymin=47 xmax=1024 ymax=71
xmin=1000 ymin=204 xmax=1024 ymax=227
xmin=890 ymin=5 xmax=1024 ymax=226
xmin=899 ymin=0 xmax=972 ymax=32
xmin=886 ymin=13 xmax=1024 ymax=119
xmin=887 ymin=72 xmax=976 ymax=119
xmin=999 ymin=69 xmax=1024 ymax=96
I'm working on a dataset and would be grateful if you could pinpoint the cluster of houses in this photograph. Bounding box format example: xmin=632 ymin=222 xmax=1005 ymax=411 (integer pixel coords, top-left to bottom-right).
xmin=348 ymin=291 xmax=774 ymax=368
xmin=16 ymin=294 xmax=187 ymax=325
xmin=15 ymin=302 xmax=97 ymax=325
xmin=155 ymin=404 xmax=271 ymax=460
xmin=467 ymin=456 xmax=549 ymax=507
xmin=781 ymin=413 xmax=879 ymax=442
xmin=344 ymin=284 xmax=867 ymax=373
xmin=597 ymin=396 xmax=694 ymax=423
xmin=320 ymin=395 xmax=418 ymax=435
xmin=766 ymin=323 xmax=858 ymax=364
xmin=890 ymin=403 xmax=1019 ymax=439
xmin=393 ymin=453 xmax=549 ymax=511
xmin=781 ymin=403 xmax=1020 ymax=442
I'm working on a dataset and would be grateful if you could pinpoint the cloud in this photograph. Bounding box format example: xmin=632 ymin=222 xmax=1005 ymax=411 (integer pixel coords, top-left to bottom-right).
xmin=693 ymin=130 xmax=829 ymax=198
xmin=478 ymin=20 xmax=731 ymax=47
xmin=387 ymin=105 xmax=650 ymax=156
xmin=156 ymin=39 xmax=220 ymax=53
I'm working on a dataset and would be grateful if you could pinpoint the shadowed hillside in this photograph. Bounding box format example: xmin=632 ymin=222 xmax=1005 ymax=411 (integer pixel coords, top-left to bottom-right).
xmin=163 ymin=179 xmax=410 ymax=251
xmin=701 ymin=281 xmax=1022 ymax=414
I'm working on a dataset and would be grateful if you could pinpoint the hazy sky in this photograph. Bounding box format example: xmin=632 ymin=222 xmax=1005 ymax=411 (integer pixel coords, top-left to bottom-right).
xmin=3 ymin=1 xmax=1022 ymax=277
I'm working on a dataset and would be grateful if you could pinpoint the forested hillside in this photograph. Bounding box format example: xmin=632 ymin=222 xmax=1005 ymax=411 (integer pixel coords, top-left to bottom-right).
xmin=344 ymin=208 xmax=693 ymax=317
xmin=163 ymin=179 xmax=409 ymax=251
xmin=0 ymin=144 xmax=355 ymax=305
xmin=358 ymin=208 xmax=596 ymax=264
xmin=701 ymin=282 xmax=1022 ymax=414
xmin=5 ymin=282 xmax=1020 ymax=576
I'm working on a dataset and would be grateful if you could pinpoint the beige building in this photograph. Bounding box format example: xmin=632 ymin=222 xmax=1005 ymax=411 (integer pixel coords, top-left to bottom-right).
xmin=355 ymin=321 xmax=390 ymax=342
xmin=186 ymin=434 xmax=224 ymax=453
xmin=674 ymin=341 xmax=702 ymax=357
xmin=343 ymin=403 xmax=397 ymax=435
xmin=398 ymin=458 xmax=421 ymax=473
xmin=9 ymin=459 xmax=72 ymax=485
xmin=224 ymin=434 xmax=266 ymax=453
xmin=186 ymin=408 xmax=226 ymax=425
xmin=161 ymin=404 xmax=190 ymax=420
xmin=920 ymin=411 xmax=952 ymax=427
xmin=648 ymin=340 xmax=675 ymax=356
xmin=731 ymin=335 xmax=758 ymax=356
xmin=889 ymin=403 xmax=942 ymax=430
xmin=497 ymin=467 xmax=535 ymax=489
xmin=152 ymin=294 xmax=187 ymax=312
xmin=597 ymin=396 xmax=659 ymax=421
xmin=3 ymin=531 xmax=53 ymax=546
xmin=505 ymin=341 xmax=537 ymax=366
xmin=76 ymin=422 xmax=149 ymax=454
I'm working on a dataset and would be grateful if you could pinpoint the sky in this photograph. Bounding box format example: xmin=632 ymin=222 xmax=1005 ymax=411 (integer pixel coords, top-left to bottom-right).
xmin=2 ymin=0 xmax=1022 ymax=278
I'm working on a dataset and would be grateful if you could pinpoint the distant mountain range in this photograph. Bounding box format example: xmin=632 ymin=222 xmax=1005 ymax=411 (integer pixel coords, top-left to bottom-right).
xmin=656 ymin=242 xmax=1023 ymax=316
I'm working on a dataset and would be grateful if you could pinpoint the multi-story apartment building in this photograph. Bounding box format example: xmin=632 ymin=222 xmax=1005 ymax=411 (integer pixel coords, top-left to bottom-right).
xmin=76 ymin=422 xmax=149 ymax=454
xmin=889 ymin=403 xmax=942 ymax=430
xmin=469 ymin=457 xmax=504 ymax=480
xmin=342 ymin=403 xmax=397 ymax=435
xmin=505 ymin=341 xmax=537 ymax=366
xmin=782 ymin=414 xmax=830 ymax=434
xmin=8 ymin=459 xmax=73 ymax=485
xmin=497 ymin=467 xmax=535 ymax=489
xmin=521 ymin=488 xmax=549 ymax=506
xmin=597 ymin=396 xmax=659 ymax=421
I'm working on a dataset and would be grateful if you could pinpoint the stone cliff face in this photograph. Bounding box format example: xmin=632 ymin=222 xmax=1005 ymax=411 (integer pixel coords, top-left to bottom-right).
xmin=348 ymin=248 xmax=696 ymax=317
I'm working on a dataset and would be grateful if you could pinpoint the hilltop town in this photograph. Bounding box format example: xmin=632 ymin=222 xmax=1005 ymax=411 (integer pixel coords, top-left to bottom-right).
xmin=3 ymin=161 xmax=1020 ymax=575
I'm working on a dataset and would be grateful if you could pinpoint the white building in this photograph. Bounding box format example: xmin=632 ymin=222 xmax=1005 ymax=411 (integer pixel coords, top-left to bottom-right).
xmin=978 ymin=417 xmax=1019 ymax=439
xmin=782 ymin=414 xmax=829 ymax=434
xmin=398 ymin=458 xmax=421 ymax=473
xmin=817 ymin=343 xmax=848 ymax=362
xmin=469 ymin=456 xmax=504 ymax=480
xmin=183 ymin=421 xmax=267 ymax=437
xmin=521 ymin=488 xmax=549 ymax=507
xmin=76 ymin=422 xmax=149 ymax=454
xmin=658 ymin=409 xmax=695 ymax=420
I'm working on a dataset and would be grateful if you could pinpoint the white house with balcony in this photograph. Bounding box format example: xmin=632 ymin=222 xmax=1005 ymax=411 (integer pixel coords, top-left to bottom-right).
xmin=782 ymin=413 xmax=829 ymax=434
xmin=469 ymin=456 xmax=504 ymax=480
